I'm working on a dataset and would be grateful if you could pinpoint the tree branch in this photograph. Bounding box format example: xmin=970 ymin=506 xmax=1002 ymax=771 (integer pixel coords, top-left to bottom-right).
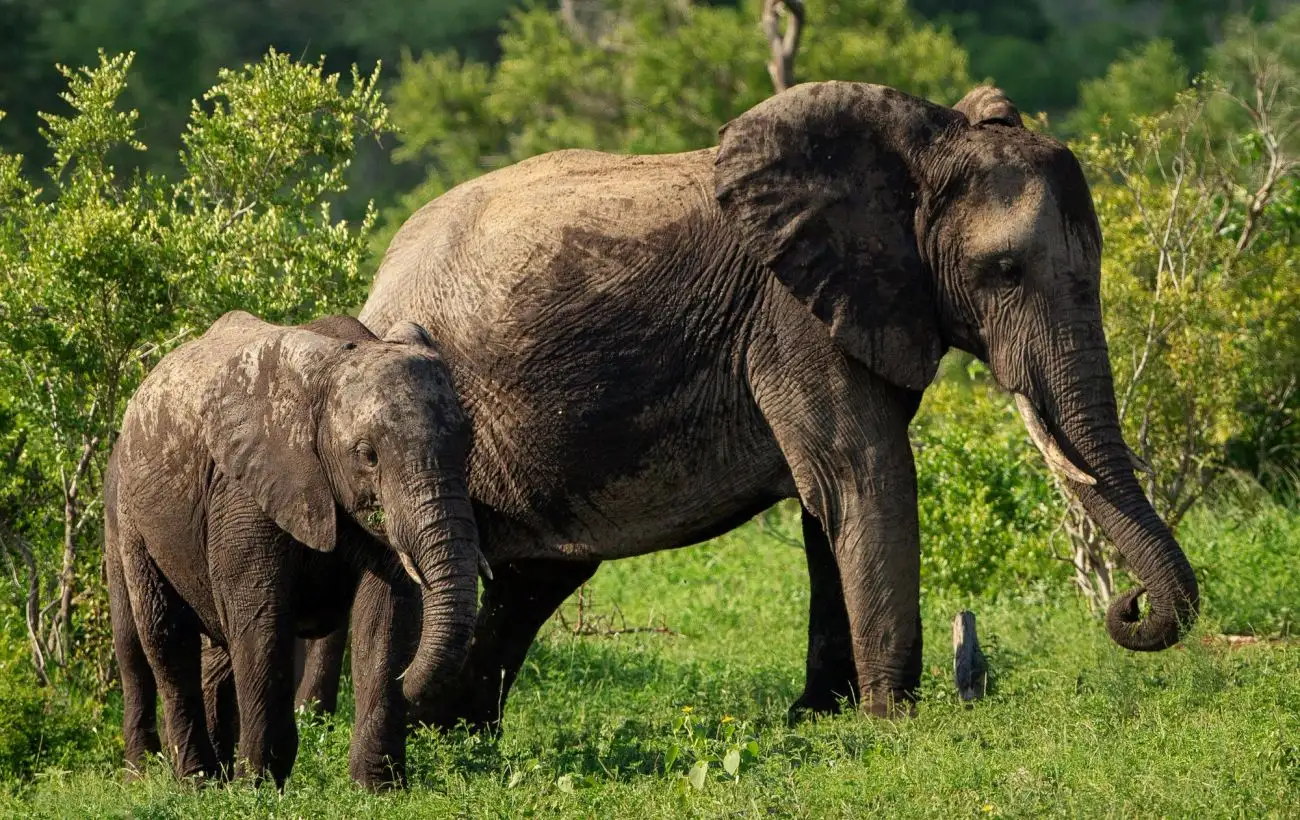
xmin=761 ymin=0 xmax=804 ymax=94
xmin=54 ymin=434 xmax=100 ymax=667
xmin=0 ymin=525 xmax=50 ymax=686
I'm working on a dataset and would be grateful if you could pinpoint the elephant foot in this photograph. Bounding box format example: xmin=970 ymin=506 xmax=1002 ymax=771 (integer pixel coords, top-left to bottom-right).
xmin=788 ymin=686 xmax=916 ymax=723
xmin=349 ymin=755 xmax=407 ymax=791
xmin=860 ymin=688 xmax=918 ymax=719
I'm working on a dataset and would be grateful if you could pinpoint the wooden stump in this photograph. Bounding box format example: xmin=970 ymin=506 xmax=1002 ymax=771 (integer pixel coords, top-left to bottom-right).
xmin=952 ymin=610 xmax=988 ymax=702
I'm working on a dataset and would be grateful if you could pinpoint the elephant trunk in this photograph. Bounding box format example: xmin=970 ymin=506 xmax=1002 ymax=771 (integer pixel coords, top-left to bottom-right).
xmin=1024 ymin=329 xmax=1199 ymax=651
xmin=387 ymin=470 xmax=480 ymax=712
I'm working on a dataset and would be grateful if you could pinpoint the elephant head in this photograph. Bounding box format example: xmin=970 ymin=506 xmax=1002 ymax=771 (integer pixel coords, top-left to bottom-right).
xmin=715 ymin=82 xmax=1197 ymax=651
xmin=201 ymin=311 xmax=480 ymax=708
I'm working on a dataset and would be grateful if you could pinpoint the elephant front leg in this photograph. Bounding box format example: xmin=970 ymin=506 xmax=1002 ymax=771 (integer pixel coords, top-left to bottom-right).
xmin=755 ymin=355 xmax=924 ymax=716
xmin=207 ymin=488 xmax=303 ymax=788
xmin=226 ymin=597 xmax=299 ymax=788
xmin=347 ymin=568 xmax=415 ymax=789
xmin=789 ymin=506 xmax=860 ymax=722
xmin=827 ymin=481 xmax=923 ymax=716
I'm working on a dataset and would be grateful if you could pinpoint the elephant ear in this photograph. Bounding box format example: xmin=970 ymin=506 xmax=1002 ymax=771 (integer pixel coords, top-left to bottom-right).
xmin=714 ymin=81 xmax=957 ymax=392
xmin=954 ymin=85 xmax=1022 ymax=127
xmin=202 ymin=325 xmax=341 ymax=552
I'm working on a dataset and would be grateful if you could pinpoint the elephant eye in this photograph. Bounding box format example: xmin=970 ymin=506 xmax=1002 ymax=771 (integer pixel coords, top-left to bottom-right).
xmin=989 ymin=256 xmax=1020 ymax=286
xmin=354 ymin=441 xmax=378 ymax=468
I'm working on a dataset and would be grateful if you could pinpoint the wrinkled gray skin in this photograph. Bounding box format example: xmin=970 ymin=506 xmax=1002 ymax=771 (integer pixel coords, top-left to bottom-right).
xmin=103 ymin=311 xmax=479 ymax=789
xmin=300 ymin=82 xmax=1200 ymax=730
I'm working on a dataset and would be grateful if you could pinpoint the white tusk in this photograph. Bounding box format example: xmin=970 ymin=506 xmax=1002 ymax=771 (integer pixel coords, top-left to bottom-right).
xmin=1129 ymin=448 xmax=1154 ymax=475
xmin=398 ymin=551 xmax=429 ymax=589
xmin=1014 ymin=393 xmax=1097 ymax=486
xmin=478 ymin=551 xmax=494 ymax=582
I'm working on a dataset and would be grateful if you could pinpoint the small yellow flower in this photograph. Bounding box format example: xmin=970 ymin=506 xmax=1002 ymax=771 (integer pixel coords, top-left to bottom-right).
xmin=681 ymin=705 xmax=693 ymax=714
xmin=720 ymin=715 xmax=735 ymax=724
xmin=982 ymin=804 xmax=995 ymax=814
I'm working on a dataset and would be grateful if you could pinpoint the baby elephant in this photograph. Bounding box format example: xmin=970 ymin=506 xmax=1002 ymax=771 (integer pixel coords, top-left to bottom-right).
xmin=104 ymin=310 xmax=481 ymax=789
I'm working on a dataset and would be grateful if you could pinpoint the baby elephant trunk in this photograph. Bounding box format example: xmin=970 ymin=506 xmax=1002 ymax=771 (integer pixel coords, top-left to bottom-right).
xmin=388 ymin=474 xmax=481 ymax=714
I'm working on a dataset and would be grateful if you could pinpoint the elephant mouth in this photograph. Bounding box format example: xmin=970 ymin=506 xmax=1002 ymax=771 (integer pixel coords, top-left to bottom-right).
xmin=363 ymin=505 xmax=387 ymax=536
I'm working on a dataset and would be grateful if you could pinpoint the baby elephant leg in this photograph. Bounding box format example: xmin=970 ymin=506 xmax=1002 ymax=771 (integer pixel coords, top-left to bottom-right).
xmin=119 ymin=527 xmax=219 ymax=781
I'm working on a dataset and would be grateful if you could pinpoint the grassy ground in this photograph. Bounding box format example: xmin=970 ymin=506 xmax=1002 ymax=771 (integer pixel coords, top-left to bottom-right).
xmin=2 ymin=502 xmax=1297 ymax=818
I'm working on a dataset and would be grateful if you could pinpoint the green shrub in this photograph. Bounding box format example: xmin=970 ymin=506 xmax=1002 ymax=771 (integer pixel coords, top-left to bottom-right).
xmin=0 ymin=628 xmax=106 ymax=782
xmin=912 ymin=368 xmax=1065 ymax=597
xmin=1180 ymin=489 xmax=1300 ymax=638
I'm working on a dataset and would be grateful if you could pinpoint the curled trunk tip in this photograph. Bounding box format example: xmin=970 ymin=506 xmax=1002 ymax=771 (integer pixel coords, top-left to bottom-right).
xmin=1105 ymin=582 xmax=1200 ymax=652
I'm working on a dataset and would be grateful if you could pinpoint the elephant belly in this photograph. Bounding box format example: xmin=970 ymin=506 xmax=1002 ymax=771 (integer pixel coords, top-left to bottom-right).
xmin=466 ymin=357 xmax=798 ymax=561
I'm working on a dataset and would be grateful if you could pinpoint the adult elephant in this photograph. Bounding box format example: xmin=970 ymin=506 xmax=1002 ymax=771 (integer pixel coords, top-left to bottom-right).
xmin=305 ymin=82 xmax=1199 ymax=729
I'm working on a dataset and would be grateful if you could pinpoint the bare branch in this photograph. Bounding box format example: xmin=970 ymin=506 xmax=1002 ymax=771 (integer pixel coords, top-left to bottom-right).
xmin=54 ymin=434 xmax=100 ymax=666
xmin=762 ymin=0 xmax=804 ymax=94
xmin=0 ymin=526 xmax=50 ymax=686
xmin=554 ymin=584 xmax=677 ymax=637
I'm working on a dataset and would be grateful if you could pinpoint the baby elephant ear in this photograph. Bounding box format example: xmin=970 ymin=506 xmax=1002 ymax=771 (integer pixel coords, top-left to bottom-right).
xmin=202 ymin=326 xmax=339 ymax=552
xmin=383 ymin=320 xmax=440 ymax=353
xmin=954 ymin=86 xmax=1022 ymax=127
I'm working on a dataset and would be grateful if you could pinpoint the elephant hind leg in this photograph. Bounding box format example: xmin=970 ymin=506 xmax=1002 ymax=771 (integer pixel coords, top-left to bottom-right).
xmin=119 ymin=528 xmax=220 ymax=781
xmin=789 ymin=506 xmax=859 ymax=723
xmin=105 ymin=521 xmax=161 ymax=777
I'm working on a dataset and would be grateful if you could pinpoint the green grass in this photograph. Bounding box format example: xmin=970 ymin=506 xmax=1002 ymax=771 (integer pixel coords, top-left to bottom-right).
xmin=2 ymin=502 xmax=1297 ymax=818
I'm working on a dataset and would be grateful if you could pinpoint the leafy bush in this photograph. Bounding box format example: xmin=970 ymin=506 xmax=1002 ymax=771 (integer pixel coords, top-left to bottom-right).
xmin=911 ymin=368 xmax=1064 ymax=597
xmin=0 ymin=627 xmax=106 ymax=781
